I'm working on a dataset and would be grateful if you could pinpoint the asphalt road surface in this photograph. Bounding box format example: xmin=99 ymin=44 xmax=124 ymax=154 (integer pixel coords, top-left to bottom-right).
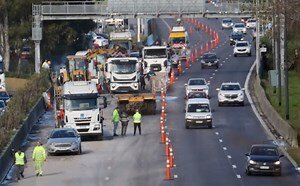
xmin=156 ymin=17 xmax=300 ymax=186
xmin=9 ymin=17 xmax=300 ymax=186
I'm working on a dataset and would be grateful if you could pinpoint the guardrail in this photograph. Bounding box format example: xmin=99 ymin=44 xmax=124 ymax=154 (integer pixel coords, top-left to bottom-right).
xmin=253 ymin=77 xmax=298 ymax=147
xmin=0 ymin=88 xmax=53 ymax=183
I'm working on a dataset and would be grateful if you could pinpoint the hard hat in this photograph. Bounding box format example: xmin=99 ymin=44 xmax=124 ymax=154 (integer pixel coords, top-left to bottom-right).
xmin=47 ymin=61 xmax=51 ymax=65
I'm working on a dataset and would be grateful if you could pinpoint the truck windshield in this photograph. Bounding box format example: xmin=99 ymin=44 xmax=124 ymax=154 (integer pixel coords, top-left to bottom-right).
xmin=111 ymin=60 xmax=137 ymax=74
xmin=64 ymin=98 xmax=97 ymax=111
xmin=144 ymin=49 xmax=167 ymax=59
xmin=171 ymin=37 xmax=185 ymax=44
xmin=69 ymin=58 xmax=86 ymax=71
xmin=187 ymin=103 xmax=210 ymax=113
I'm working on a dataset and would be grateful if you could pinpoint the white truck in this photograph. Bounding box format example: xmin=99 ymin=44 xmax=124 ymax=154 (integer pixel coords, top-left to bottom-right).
xmin=109 ymin=31 xmax=133 ymax=54
xmin=62 ymin=81 xmax=106 ymax=140
xmin=105 ymin=57 xmax=139 ymax=93
xmin=142 ymin=46 xmax=169 ymax=74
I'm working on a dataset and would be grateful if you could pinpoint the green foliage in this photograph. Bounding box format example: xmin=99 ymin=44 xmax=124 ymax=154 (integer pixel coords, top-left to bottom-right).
xmin=0 ymin=71 xmax=50 ymax=152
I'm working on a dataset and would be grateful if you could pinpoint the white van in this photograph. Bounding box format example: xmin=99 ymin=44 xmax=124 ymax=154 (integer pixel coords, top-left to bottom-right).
xmin=185 ymin=98 xmax=212 ymax=129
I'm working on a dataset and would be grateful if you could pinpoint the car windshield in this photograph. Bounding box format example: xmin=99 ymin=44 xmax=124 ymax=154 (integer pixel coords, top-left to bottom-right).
xmin=187 ymin=103 xmax=210 ymax=113
xmin=203 ymin=54 xmax=217 ymax=60
xmin=50 ymin=130 xmax=77 ymax=138
xmin=144 ymin=49 xmax=167 ymax=58
xmin=235 ymin=24 xmax=245 ymax=28
xmin=251 ymin=147 xmax=278 ymax=156
xmin=248 ymin=20 xmax=256 ymax=23
xmin=236 ymin=42 xmax=248 ymax=47
xmin=221 ymin=84 xmax=241 ymax=91
xmin=223 ymin=19 xmax=232 ymax=23
xmin=188 ymin=79 xmax=205 ymax=85
xmin=188 ymin=92 xmax=207 ymax=99
xmin=0 ymin=92 xmax=9 ymax=97
xmin=64 ymin=98 xmax=97 ymax=111
xmin=111 ymin=60 xmax=137 ymax=74
xmin=171 ymin=37 xmax=186 ymax=44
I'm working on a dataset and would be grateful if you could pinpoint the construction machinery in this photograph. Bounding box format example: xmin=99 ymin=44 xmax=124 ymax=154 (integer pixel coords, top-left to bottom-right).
xmin=169 ymin=26 xmax=191 ymax=61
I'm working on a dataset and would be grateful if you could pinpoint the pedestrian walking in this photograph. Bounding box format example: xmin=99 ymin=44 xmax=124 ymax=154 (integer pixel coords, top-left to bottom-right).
xmin=14 ymin=148 xmax=27 ymax=180
xmin=112 ymin=107 xmax=120 ymax=136
xmin=32 ymin=141 xmax=46 ymax=176
xmin=120 ymin=112 xmax=129 ymax=136
xmin=133 ymin=109 xmax=142 ymax=135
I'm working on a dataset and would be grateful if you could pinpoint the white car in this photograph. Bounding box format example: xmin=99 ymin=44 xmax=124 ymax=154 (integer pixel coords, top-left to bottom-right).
xmin=185 ymin=78 xmax=209 ymax=97
xmin=246 ymin=19 xmax=257 ymax=29
xmin=221 ymin=18 xmax=234 ymax=29
xmin=185 ymin=98 xmax=212 ymax=129
xmin=232 ymin=23 xmax=247 ymax=34
xmin=93 ymin=36 xmax=109 ymax=47
xmin=217 ymin=82 xmax=244 ymax=106
xmin=233 ymin=41 xmax=251 ymax=57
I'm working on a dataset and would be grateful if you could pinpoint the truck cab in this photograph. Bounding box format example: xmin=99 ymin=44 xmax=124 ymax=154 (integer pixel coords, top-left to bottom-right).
xmin=109 ymin=31 xmax=132 ymax=54
xmin=105 ymin=57 xmax=139 ymax=93
xmin=62 ymin=81 xmax=105 ymax=140
xmin=142 ymin=46 xmax=169 ymax=74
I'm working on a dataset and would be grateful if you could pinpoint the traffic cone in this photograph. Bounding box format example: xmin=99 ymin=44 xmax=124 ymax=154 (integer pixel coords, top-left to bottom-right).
xmin=161 ymin=88 xmax=165 ymax=98
xmin=185 ymin=58 xmax=190 ymax=69
xmin=169 ymin=148 xmax=174 ymax=168
xmin=205 ymin=42 xmax=209 ymax=52
xmin=165 ymin=138 xmax=170 ymax=156
xmin=194 ymin=48 xmax=198 ymax=58
xmin=189 ymin=27 xmax=193 ymax=35
xmin=210 ymin=28 xmax=213 ymax=36
xmin=47 ymin=92 xmax=52 ymax=110
xmin=200 ymin=45 xmax=204 ymax=55
xmin=165 ymin=158 xmax=172 ymax=180
xmin=177 ymin=61 xmax=183 ymax=74
xmin=161 ymin=126 xmax=166 ymax=144
xmin=170 ymin=70 xmax=175 ymax=85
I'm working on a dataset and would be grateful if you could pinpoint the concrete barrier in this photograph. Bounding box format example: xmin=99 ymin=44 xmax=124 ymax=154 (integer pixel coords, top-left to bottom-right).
xmin=0 ymin=87 xmax=53 ymax=183
xmin=253 ymin=76 xmax=298 ymax=147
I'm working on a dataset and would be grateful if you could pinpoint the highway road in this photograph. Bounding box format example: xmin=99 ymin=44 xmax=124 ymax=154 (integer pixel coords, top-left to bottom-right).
xmin=9 ymin=17 xmax=300 ymax=186
xmin=156 ymin=17 xmax=300 ymax=186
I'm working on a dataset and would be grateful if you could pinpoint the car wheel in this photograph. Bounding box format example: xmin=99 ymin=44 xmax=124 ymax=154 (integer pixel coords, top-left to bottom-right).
xmin=274 ymin=171 xmax=281 ymax=176
xmin=77 ymin=145 xmax=82 ymax=155
xmin=185 ymin=124 xmax=190 ymax=129
xmin=218 ymin=102 xmax=222 ymax=107
xmin=216 ymin=65 xmax=219 ymax=69
xmin=240 ymin=101 xmax=244 ymax=106
xmin=208 ymin=123 xmax=212 ymax=129
xmin=201 ymin=64 xmax=204 ymax=69
xmin=234 ymin=54 xmax=237 ymax=57
xmin=245 ymin=168 xmax=252 ymax=175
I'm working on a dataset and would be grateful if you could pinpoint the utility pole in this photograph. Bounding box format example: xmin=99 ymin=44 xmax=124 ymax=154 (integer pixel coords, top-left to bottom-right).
xmin=276 ymin=1 xmax=282 ymax=106
xmin=283 ymin=0 xmax=289 ymax=120
xmin=255 ymin=0 xmax=261 ymax=78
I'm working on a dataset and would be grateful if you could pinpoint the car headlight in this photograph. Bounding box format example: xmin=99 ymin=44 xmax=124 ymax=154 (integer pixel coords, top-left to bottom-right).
xmin=241 ymin=38 xmax=244 ymax=40
xmin=49 ymin=142 xmax=56 ymax=146
xmin=206 ymin=115 xmax=212 ymax=119
xmin=249 ymin=160 xmax=256 ymax=165
xmin=201 ymin=60 xmax=205 ymax=63
xmin=238 ymin=92 xmax=243 ymax=96
xmin=186 ymin=114 xmax=193 ymax=119
xmin=230 ymin=38 xmax=233 ymax=41
xmin=72 ymin=141 xmax=78 ymax=146
xmin=274 ymin=161 xmax=281 ymax=165
xmin=219 ymin=93 xmax=225 ymax=97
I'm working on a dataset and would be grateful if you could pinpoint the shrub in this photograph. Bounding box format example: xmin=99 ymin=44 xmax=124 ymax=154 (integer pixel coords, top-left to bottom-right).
xmin=0 ymin=71 xmax=50 ymax=152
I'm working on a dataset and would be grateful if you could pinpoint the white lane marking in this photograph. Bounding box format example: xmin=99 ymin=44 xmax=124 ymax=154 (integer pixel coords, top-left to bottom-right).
xmin=182 ymin=70 xmax=185 ymax=73
xmin=220 ymin=64 xmax=223 ymax=66
xmin=222 ymin=61 xmax=225 ymax=63
xmin=176 ymin=77 xmax=178 ymax=80
xmin=226 ymin=58 xmax=229 ymax=60
xmin=105 ymin=177 xmax=110 ymax=181
xmin=227 ymin=155 xmax=232 ymax=159
xmin=237 ymin=175 xmax=241 ymax=179
xmin=210 ymin=76 xmax=213 ymax=79
xmin=229 ymin=54 xmax=232 ymax=57
xmin=219 ymin=139 xmax=223 ymax=143
xmin=215 ymin=132 xmax=219 ymax=135
xmin=174 ymin=174 xmax=178 ymax=179
xmin=232 ymin=165 xmax=237 ymax=169
xmin=212 ymin=73 xmax=215 ymax=76
xmin=107 ymin=166 xmax=112 ymax=170
xmin=215 ymin=69 xmax=218 ymax=72
xmin=223 ymin=147 xmax=227 ymax=150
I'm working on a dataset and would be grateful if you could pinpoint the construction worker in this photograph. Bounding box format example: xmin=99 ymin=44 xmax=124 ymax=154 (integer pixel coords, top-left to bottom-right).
xmin=139 ymin=73 xmax=146 ymax=90
xmin=133 ymin=109 xmax=142 ymax=135
xmin=112 ymin=107 xmax=120 ymax=136
xmin=32 ymin=141 xmax=46 ymax=176
xmin=120 ymin=112 xmax=129 ymax=136
xmin=42 ymin=60 xmax=50 ymax=70
xmin=14 ymin=148 xmax=27 ymax=180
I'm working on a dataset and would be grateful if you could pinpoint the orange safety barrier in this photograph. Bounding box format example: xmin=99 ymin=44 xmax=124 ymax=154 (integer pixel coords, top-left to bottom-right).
xmin=165 ymin=137 xmax=170 ymax=156
xmin=170 ymin=70 xmax=175 ymax=85
xmin=165 ymin=158 xmax=172 ymax=180
xmin=169 ymin=148 xmax=174 ymax=168
xmin=160 ymin=126 xmax=166 ymax=144
xmin=205 ymin=42 xmax=209 ymax=52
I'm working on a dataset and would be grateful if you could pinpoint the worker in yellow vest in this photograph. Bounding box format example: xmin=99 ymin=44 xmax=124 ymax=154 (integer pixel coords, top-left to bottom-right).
xmin=32 ymin=141 xmax=46 ymax=176
xmin=133 ymin=109 xmax=142 ymax=135
xmin=14 ymin=148 xmax=27 ymax=180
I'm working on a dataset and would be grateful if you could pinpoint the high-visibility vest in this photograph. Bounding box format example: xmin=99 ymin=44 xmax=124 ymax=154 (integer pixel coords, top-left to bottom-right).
xmin=112 ymin=109 xmax=120 ymax=122
xmin=133 ymin=112 xmax=142 ymax=123
xmin=15 ymin=152 xmax=25 ymax=165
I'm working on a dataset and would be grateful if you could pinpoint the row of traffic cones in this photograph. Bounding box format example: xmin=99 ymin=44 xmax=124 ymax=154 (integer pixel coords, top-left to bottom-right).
xmin=160 ymin=89 xmax=175 ymax=180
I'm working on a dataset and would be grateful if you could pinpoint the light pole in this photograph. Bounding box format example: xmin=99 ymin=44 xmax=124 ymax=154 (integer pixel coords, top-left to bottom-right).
xmin=283 ymin=0 xmax=289 ymax=120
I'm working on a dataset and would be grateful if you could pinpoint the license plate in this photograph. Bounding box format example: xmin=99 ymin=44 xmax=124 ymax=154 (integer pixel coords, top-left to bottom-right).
xmin=196 ymin=121 xmax=203 ymax=123
xmin=208 ymin=63 xmax=212 ymax=66
xmin=260 ymin=166 xmax=269 ymax=169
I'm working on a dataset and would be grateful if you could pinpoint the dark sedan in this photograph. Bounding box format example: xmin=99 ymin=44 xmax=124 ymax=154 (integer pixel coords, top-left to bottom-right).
xmin=245 ymin=144 xmax=284 ymax=176
xmin=200 ymin=53 xmax=219 ymax=69
xmin=230 ymin=32 xmax=244 ymax=45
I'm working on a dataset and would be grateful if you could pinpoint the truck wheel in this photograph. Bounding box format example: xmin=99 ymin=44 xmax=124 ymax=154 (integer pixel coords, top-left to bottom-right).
xmin=96 ymin=134 xmax=103 ymax=141
xmin=208 ymin=123 xmax=212 ymax=129
xmin=185 ymin=124 xmax=189 ymax=129
xmin=77 ymin=145 xmax=82 ymax=155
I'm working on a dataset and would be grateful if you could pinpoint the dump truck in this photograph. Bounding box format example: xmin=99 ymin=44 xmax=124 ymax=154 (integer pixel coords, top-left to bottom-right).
xmin=109 ymin=31 xmax=133 ymax=54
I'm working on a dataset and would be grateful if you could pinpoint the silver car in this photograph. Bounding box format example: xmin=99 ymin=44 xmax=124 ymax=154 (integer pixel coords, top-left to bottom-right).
xmin=217 ymin=82 xmax=245 ymax=106
xmin=47 ymin=128 xmax=82 ymax=155
xmin=185 ymin=78 xmax=209 ymax=97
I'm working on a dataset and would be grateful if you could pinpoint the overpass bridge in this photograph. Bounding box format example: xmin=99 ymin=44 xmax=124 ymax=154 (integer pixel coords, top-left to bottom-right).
xmin=32 ymin=0 xmax=253 ymax=72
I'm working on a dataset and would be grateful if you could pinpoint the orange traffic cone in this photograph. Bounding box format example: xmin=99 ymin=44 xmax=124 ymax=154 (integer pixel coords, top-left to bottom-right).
xmin=170 ymin=70 xmax=175 ymax=85
xmin=205 ymin=42 xmax=209 ymax=52
xmin=200 ymin=45 xmax=204 ymax=55
xmin=165 ymin=138 xmax=170 ymax=156
xmin=47 ymin=92 xmax=52 ymax=110
xmin=165 ymin=158 xmax=172 ymax=180
xmin=177 ymin=61 xmax=183 ymax=74
xmin=194 ymin=48 xmax=198 ymax=59
xmin=169 ymin=148 xmax=174 ymax=168
xmin=185 ymin=58 xmax=190 ymax=69
xmin=189 ymin=27 xmax=193 ymax=35
xmin=161 ymin=126 xmax=166 ymax=144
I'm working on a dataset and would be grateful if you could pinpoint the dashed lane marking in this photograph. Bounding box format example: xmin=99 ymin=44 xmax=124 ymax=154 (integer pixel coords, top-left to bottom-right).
xmin=105 ymin=177 xmax=110 ymax=181
xmin=212 ymin=73 xmax=215 ymax=76
xmin=210 ymin=76 xmax=213 ymax=79
xmin=220 ymin=64 xmax=223 ymax=66
xmin=107 ymin=166 xmax=112 ymax=170
xmin=232 ymin=165 xmax=237 ymax=169
xmin=237 ymin=175 xmax=241 ymax=179
xmin=219 ymin=139 xmax=223 ymax=143
xmin=215 ymin=69 xmax=218 ymax=72
xmin=225 ymin=58 xmax=229 ymax=60
xmin=174 ymin=174 xmax=178 ymax=179
xmin=227 ymin=155 xmax=232 ymax=159
xmin=223 ymin=147 xmax=227 ymax=151
xmin=215 ymin=132 xmax=219 ymax=135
